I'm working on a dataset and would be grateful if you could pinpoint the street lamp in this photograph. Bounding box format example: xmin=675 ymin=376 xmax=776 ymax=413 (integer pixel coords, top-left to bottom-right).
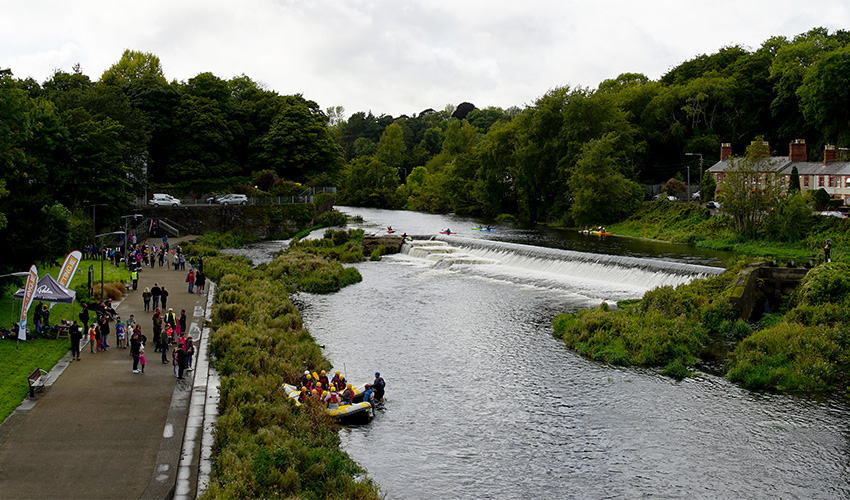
xmin=90 ymin=203 xmax=107 ymax=244
xmin=96 ymin=231 xmax=124 ymax=301
xmin=685 ymin=153 xmax=704 ymax=202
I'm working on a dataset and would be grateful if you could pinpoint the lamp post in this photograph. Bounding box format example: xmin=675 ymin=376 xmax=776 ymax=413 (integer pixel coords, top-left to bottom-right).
xmin=685 ymin=153 xmax=704 ymax=202
xmin=96 ymin=231 xmax=124 ymax=301
xmin=90 ymin=203 xmax=107 ymax=244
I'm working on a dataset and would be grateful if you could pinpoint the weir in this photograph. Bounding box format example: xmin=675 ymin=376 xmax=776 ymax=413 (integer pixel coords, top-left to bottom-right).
xmin=402 ymin=236 xmax=726 ymax=293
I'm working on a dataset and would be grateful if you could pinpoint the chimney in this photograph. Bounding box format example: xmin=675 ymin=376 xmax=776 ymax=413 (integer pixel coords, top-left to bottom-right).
xmin=750 ymin=140 xmax=770 ymax=159
xmin=789 ymin=139 xmax=807 ymax=162
xmin=720 ymin=143 xmax=732 ymax=161
xmin=824 ymin=144 xmax=836 ymax=165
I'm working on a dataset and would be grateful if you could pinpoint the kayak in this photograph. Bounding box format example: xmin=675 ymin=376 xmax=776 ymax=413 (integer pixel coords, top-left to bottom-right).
xmin=440 ymin=231 xmax=456 ymax=234
xmin=590 ymin=231 xmax=613 ymax=236
xmin=283 ymin=383 xmax=374 ymax=424
xmin=472 ymin=227 xmax=495 ymax=231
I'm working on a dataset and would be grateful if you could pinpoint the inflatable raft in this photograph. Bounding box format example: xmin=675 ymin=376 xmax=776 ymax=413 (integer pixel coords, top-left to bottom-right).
xmin=283 ymin=383 xmax=374 ymax=424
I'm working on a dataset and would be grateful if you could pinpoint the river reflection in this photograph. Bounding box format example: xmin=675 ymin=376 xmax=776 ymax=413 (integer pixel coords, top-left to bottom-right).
xmin=296 ymin=253 xmax=850 ymax=500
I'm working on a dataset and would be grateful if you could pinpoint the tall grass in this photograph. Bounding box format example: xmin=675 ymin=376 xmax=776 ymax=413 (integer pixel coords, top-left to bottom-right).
xmin=197 ymin=233 xmax=380 ymax=499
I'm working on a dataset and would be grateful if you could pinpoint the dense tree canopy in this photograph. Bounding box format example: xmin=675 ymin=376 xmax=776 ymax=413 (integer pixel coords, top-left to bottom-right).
xmin=2 ymin=26 xmax=849 ymax=274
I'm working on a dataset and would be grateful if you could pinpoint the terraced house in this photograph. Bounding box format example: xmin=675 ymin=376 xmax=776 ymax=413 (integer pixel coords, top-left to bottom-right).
xmin=709 ymin=140 xmax=850 ymax=204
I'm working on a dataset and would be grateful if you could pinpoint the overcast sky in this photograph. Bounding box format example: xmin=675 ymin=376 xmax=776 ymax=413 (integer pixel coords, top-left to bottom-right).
xmin=2 ymin=1 xmax=848 ymax=118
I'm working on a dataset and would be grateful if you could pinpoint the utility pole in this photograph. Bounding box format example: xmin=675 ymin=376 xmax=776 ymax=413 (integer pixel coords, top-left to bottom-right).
xmin=685 ymin=153 xmax=704 ymax=202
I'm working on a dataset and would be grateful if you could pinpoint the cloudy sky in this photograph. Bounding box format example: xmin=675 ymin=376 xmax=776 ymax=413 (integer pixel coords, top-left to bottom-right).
xmin=2 ymin=0 xmax=848 ymax=118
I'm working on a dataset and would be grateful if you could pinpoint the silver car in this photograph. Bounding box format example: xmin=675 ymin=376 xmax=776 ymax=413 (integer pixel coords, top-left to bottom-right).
xmin=218 ymin=194 xmax=248 ymax=205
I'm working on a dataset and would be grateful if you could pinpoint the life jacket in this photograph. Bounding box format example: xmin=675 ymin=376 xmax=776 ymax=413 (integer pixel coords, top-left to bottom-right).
xmin=328 ymin=392 xmax=338 ymax=404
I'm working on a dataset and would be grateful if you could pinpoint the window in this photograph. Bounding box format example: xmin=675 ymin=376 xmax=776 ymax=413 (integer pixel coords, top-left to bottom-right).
xmin=804 ymin=176 xmax=810 ymax=187
xmin=819 ymin=176 xmax=825 ymax=187
xmin=829 ymin=176 xmax=837 ymax=188
xmin=845 ymin=176 xmax=850 ymax=188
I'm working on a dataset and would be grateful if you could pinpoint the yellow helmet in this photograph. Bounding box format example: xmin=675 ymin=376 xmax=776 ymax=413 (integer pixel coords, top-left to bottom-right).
xmin=329 ymin=385 xmax=336 ymax=392
xmin=311 ymin=389 xmax=317 ymax=395
xmin=321 ymin=370 xmax=326 ymax=375
xmin=301 ymin=386 xmax=307 ymax=391
xmin=347 ymin=384 xmax=352 ymax=389
xmin=335 ymin=371 xmax=340 ymax=376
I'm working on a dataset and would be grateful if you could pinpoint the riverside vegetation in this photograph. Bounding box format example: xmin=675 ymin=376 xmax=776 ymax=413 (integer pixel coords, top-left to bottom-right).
xmin=186 ymin=228 xmax=382 ymax=500
xmin=554 ymin=202 xmax=850 ymax=394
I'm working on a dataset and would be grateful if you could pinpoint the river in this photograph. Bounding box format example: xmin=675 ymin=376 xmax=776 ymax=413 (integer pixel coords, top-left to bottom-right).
xmin=244 ymin=207 xmax=850 ymax=499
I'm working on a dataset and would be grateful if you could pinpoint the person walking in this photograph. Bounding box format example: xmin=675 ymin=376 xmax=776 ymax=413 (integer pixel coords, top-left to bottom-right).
xmin=160 ymin=286 xmax=169 ymax=310
xmin=142 ymin=287 xmax=151 ymax=311
xmin=160 ymin=326 xmax=169 ymax=364
xmin=152 ymin=309 xmax=163 ymax=352
xmin=131 ymin=268 xmax=138 ymax=290
xmin=824 ymin=239 xmax=832 ymax=262
xmin=70 ymin=320 xmax=82 ymax=361
xmin=151 ymin=283 xmax=161 ymax=310
xmin=187 ymin=270 xmax=195 ymax=294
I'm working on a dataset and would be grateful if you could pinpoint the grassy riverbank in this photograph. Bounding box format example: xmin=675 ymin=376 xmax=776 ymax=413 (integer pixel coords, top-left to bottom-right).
xmin=608 ymin=201 xmax=848 ymax=264
xmin=190 ymin=229 xmax=382 ymax=499
xmin=555 ymin=202 xmax=850 ymax=394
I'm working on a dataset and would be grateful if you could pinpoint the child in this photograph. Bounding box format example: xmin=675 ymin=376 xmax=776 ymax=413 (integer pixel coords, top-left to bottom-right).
xmin=94 ymin=325 xmax=102 ymax=352
xmin=115 ymin=317 xmax=125 ymax=349
xmin=89 ymin=324 xmax=97 ymax=353
xmin=139 ymin=347 xmax=146 ymax=374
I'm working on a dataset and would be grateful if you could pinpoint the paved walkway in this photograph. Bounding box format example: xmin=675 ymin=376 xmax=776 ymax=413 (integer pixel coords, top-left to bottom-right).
xmin=0 ymin=241 xmax=212 ymax=500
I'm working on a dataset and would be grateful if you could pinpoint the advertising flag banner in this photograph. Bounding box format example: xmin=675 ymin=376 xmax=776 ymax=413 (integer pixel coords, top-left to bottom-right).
xmin=19 ymin=265 xmax=38 ymax=340
xmin=57 ymin=250 xmax=82 ymax=288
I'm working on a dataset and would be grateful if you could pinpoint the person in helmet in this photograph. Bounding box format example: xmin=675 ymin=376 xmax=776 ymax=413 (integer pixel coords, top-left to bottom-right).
xmin=331 ymin=370 xmax=346 ymax=391
xmin=342 ymin=383 xmax=355 ymax=404
xmin=372 ymin=372 xmax=386 ymax=401
xmin=300 ymin=370 xmax=312 ymax=390
xmin=299 ymin=386 xmax=310 ymax=403
xmin=324 ymin=385 xmax=340 ymax=410
xmin=319 ymin=370 xmax=329 ymax=389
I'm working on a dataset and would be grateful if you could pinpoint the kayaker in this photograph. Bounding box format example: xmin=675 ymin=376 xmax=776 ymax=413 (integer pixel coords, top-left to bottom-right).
xmin=373 ymin=372 xmax=386 ymax=401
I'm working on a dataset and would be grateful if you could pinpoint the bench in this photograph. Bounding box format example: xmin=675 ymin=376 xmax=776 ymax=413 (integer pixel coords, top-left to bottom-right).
xmin=27 ymin=368 xmax=48 ymax=397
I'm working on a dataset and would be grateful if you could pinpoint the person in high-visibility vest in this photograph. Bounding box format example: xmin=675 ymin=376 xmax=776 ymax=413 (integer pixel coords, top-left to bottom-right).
xmin=131 ymin=269 xmax=138 ymax=290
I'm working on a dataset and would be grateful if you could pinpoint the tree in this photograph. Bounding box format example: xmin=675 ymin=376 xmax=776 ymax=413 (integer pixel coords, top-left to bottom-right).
xmin=376 ymin=122 xmax=406 ymax=170
xmin=700 ymin=170 xmax=716 ymax=202
xmin=664 ymin=178 xmax=688 ymax=198
xmin=340 ymin=156 xmax=399 ymax=207
xmin=717 ymin=138 xmax=783 ymax=237
xmin=568 ymin=134 xmax=643 ymax=226
xmin=798 ymin=46 xmax=850 ymax=147
xmin=100 ymin=50 xmax=166 ymax=88
xmin=789 ymin=165 xmax=801 ymax=192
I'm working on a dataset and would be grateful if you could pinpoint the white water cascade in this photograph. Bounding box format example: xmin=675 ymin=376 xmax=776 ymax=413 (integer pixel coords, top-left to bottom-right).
xmin=401 ymin=236 xmax=725 ymax=301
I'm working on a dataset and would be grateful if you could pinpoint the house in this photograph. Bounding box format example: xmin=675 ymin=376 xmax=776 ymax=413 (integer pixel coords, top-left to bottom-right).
xmin=708 ymin=140 xmax=850 ymax=204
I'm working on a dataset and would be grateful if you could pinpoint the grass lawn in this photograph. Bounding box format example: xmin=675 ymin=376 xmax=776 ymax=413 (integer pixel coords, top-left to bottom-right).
xmin=0 ymin=339 xmax=71 ymax=423
xmin=0 ymin=258 xmax=129 ymax=424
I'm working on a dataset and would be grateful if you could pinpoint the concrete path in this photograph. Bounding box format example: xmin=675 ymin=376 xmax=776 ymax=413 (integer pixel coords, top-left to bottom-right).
xmin=0 ymin=241 xmax=211 ymax=500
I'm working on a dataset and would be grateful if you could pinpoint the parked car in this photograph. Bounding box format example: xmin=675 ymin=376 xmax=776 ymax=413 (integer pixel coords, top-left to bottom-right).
xmin=149 ymin=193 xmax=181 ymax=207
xmin=218 ymin=194 xmax=248 ymax=205
xmin=706 ymin=201 xmax=720 ymax=209
xmin=692 ymin=191 xmax=701 ymax=200
xmin=205 ymin=194 xmax=227 ymax=204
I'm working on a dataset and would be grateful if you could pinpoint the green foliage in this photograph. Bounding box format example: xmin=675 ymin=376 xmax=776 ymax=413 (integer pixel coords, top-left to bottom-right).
xmin=700 ymin=170 xmax=716 ymax=202
xmin=202 ymin=242 xmax=380 ymax=499
xmin=370 ymin=245 xmax=386 ymax=261
xmin=792 ymin=262 xmax=850 ymax=306
xmin=315 ymin=210 xmax=347 ymax=228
